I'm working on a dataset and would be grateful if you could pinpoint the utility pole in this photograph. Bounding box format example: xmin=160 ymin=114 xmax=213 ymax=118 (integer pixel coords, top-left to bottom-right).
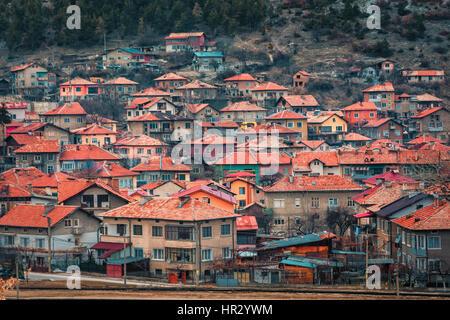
xmin=47 ymin=217 xmax=52 ymax=273
xmin=365 ymin=231 xmax=369 ymax=285
xmin=15 ymin=252 xmax=20 ymax=300
xmin=123 ymin=237 xmax=127 ymax=287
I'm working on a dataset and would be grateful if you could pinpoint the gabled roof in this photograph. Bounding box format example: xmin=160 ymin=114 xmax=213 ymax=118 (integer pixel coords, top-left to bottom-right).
xmin=362 ymin=82 xmax=395 ymax=92
xmin=9 ymin=122 xmax=47 ymax=134
xmin=177 ymin=80 xmax=217 ymax=90
xmin=101 ymin=198 xmax=239 ymax=221
xmin=307 ymin=111 xmax=345 ymax=124
xmin=103 ymin=77 xmax=138 ymax=85
xmin=411 ymin=107 xmax=446 ymax=118
xmin=264 ymin=175 xmax=363 ymax=193
xmin=190 ymin=134 xmax=235 ymax=145
xmin=214 ymin=151 xmax=291 ymax=166
xmin=154 ymin=72 xmax=187 ymax=81
xmin=113 ymin=135 xmax=167 ymax=147
xmin=86 ymin=115 xmax=118 ymax=124
xmin=71 ymin=161 xmax=139 ymax=179
xmin=10 ymin=63 xmax=33 ymax=72
xmin=165 ymin=32 xmax=204 ymax=39
xmin=265 ymin=110 xmax=307 ymax=120
xmin=280 ymin=95 xmax=319 ymax=107
xmin=131 ymin=157 xmax=192 ymax=172
xmin=14 ymin=139 xmax=60 ymax=154
xmin=132 ymin=87 xmax=170 ymax=97
xmin=186 ymin=103 xmax=210 ymax=114
xmin=343 ymin=132 xmax=371 ymax=142
xmin=292 ymin=151 xmax=339 ymax=169
xmin=0 ymin=167 xmax=45 ymax=186
xmin=42 ymin=102 xmax=87 ymax=116
xmin=0 ymin=183 xmax=32 ymax=198
xmin=60 ymin=77 xmax=97 ymax=86
xmin=71 ymin=124 xmax=117 ymax=135
xmin=7 ymin=134 xmax=40 ymax=146
xmin=392 ymin=201 xmax=449 ymax=230
xmin=58 ymin=179 xmax=134 ymax=204
xmin=124 ymin=97 xmax=167 ymax=110
xmin=0 ymin=102 xmax=28 ymax=109
xmin=362 ymin=170 xmax=418 ymax=186
xmin=32 ymin=172 xmax=76 ymax=188
xmin=402 ymin=70 xmax=444 ymax=77
xmin=363 ymin=118 xmax=400 ymax=128
xmin=414 ymin=93 xmax=442 ymax=102
xmin=341 ymin=101 xmax=377 ymax=111
xmin=127 ymin=111 xmax=190 ymax=122
xmin=0 ymin=204 xmax=80 ymax=228
xmin=220 ymin=101 xmax=266 ymax=112
xmin=224 ymin=73 xmax=257 ymax=82
xmin=258 ymin=231 xmax=335 ymax=250
xmin=298 ymin=140 xmax=326 ymax=150
xmin=407 ymin=135 xmax=445 ymax=145
xmin=59 ymin=144 xmax=120 ymax=161
xmin=171 ymin=184 xmax=237 ymax=205
xmin=225 ymin=171 xmax=256 ymax=178
xmin=236 ymin=215 xmax=258 ymax=231
xmin=251 ymin=82 xmax=288 ymax=92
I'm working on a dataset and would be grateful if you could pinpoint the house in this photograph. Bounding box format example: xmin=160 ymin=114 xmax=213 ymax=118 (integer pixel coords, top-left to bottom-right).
xmin=86 ymin=115 xmax=118 ymax=132
xmin=362 ymin=169 xmax=419 ymax=188
xmin=9 ymin=63 xmax=53 ymax=97
xmin=410 ymin=107 xmax=449 ymax=143
xmin=394 ymin=93 xmax=417 ymax=122
xmin=214 ymin=151 xmax=292 ymax=185
xmin=236 ymin=215 xmax=258 ymax=251
xmin=292 ymin=151 xmax=340 ymax=176
xmin=0 ymin=102 xmax=27 ymax=122
xmin=263 ymin=175 xmax=364 ymax=232
xmin=58 ymin=179 xmax=134 ymax=218
xmin=222 ymin=177 xmax=264 ymax=210
xmin=251 ymin=82 xmax=289 ymax=108
xmin=360 ymin=118 xmax=405 ymax=145
xmin=9 ymin=122 xmax=71 ymax=145
xmin=59 ymin=144 xmax=121 ymax=172
xmin=25 ymin=111 xmax=40 ymax=123
xmin=14 ymin=139 xmax=60 ymax=174
xmin=71 ymin=124 xmax=117 ymax=147
xmin=171 ymin=184 xmax=237 ymax=213
xmin=104 ymin=48 xmax=152 ymax=69
xmin=5 ymin=134 xmax=40 ymax=156
xmin=132 ymin=87 xmax=171 ymax=100
xmin=102 ymin=77 xmax=139 ymax=102
xmin=40 ymin=102 xmax=87 ymax=131
xmin=125 ymin=97 xmax=178 ymax=120
xmin=414 ymin=93 xmax=443 ymax=110
xmin=220 ymin=101 xmax=267 ymax=124
xmin=112 ymin=135 xmax=169 ymax=167
xmin=0 ymin=204 xmax=101 ymax=271
xmin=153 ymin=73 xmax=189 ymax=94
xmin=223 ymin=73 xmax=259 ymax=97
xmin=341 ymin=102 xmax=378 ymax=127
xmin=175 ymin=80 xmax=220 ymax=103
xmin=184 ymin=103 xmax=220 ymax=122
xmin=342 ymin=132 xmax=372 ymax=148
xmin=0 ymin=183 xmax=33 ymax=216
xmin=95 ymin=197 xmax=239 ymax=280
xmin=126 ymin=111 xmax=193 ymax=143
xmin=131 ymin=156 xmax=192 ymax=186
xmin=402 ymin=70 xmax=445 ymax=84
xmin=237 ymin=123 xmax=302 ymax=142
xmin=307 ymin=111 xmax=348 ymax=144
xmin=297 ymin=140 xmax=330 ymax=152
xmin=31 ymin=171 xmax=76 ymax=197
xmin=59 ymin=77 xmax=101 ymax=101
xmin=265 ymin=110 xmax=308 ymax=140
xmin=181 ymin=134 xmax=236 ymax=165
xmin=275 ymin=95 xmax=321 ymax=115
xmin=292 ymin=70 xmax=311 ymax=91
xmin=192 ymin=52 xmax=224 ymax=72
xmin=362 ymin=82 xmax=395 ymax=113
xmin=140 ymin=180 xmax=185 ymax=197
xmin=165 ymin=32 xmax=214 ymax=52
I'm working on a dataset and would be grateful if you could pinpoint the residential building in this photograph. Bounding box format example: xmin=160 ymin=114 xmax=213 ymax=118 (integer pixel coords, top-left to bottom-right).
xmin=292 ymin=70 xmax=311 ymax=91
xmin=222 ymin=177 xmax=263 ymax=210
xmin=402 ymin=70 xmax=445 ymax=84
xmin=193 ymin=52 xmax=224 ymax=72
xmin=103 ymin=77 xmax=139 ymax=102
xmin=307 ymin=111 xmax=348 ymax=144
xmin=131 ymin=156 xmax=192 ymax=186
xmin=104 ymin=48 xmax=152 ymax=69
xmin=362 ymin=82 xmax=395 ymax=112
xmin=410 ymin=107 xmax=449 ymax=143
xmin=86 ymin=115 xmax=118 ymax=132
xmin=59 ymin=144 xmax=121 ymax=172
xmin=59 ymin=77 xmax=101 ymax=101
xmin=184 ymin=104 xmax=220 ymax=122
xmin=40 ymin=102 xmax=87 ymax=131
xmin=112 ymin=135 xmax=169 ymax=167
xmin=275 ymin=95 xmax=321 ymax=115
xmin=9 ymin=122 xmax=71 ymax=145
xmin=265 ymin=110 xmax=308 ymax=140
xmin=292 ymin=151 xmax=340 ymax=176
xmin=14 ymin=140 xmax=60 ymax=174
xmin=72 ymin=124 xmax=117 ymax=147
xmin=360 ymin=118 xmax=405 ymax=145
xmin=175 ymin=80 xmax=220 ymax=103
xmin=220 ymin=101 xmax=267 ymax=124
xmin=340 ymin=101 xmax=378 ymax=127
xmin=153 ymin=73 xmax=188 ymax=94
xmin=165 ymin=32 xmax=214 ymax=52
xmin=0 ymin=102 xmax=27 ymax=122
xmin=223 ymin=73 xmax=259 ymax=97
xmin=342 ymin=132 xmax=372 ymax=148
xmin=251 ymin=82 xmax=289 ymax=108
xmin=297 ymin=140 xmax=330 ymax=152
xmin=9 ymin=63 xmax=53 ymax=97
xmin=125 ymin=97 xmax=178 ymax=120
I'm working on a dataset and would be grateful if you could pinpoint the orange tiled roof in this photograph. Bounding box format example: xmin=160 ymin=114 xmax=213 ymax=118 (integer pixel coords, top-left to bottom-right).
xmin=165 ymin=32 xmax=204 ymax=39
xmin=139 ymin=182 xmax=164 ymax=191
xmin=299 ymin=140 xmax=326 ymax=150
xmin=414 ymin=93 xmax=442 ymax=102
xmin=0 ymin=183 xmax=32 ymax=198
xmin=125 ymin=97 xmax=166 ymax=110
xmin=114 ymin=135 xmax=167 ymax=147
xmin=0 ymin=204 xmax=79 ymax=228
xmin=264 ymin=175 xmax=364 ymax=192
xmin=60 ymin=77 xmax=97 ymax=86
xmin=186 ymin=103 xmax=210 ymax=114
xmin=293 ymin=151 xmax=339 ymax=169
xmin=42 ymin=102 xmax=87 ymax=115
xmin=10 ymin=122 xmax=47 ymax=133
xmin=132 ymin=87 xmax=170 ymax=97
xmin=392 ymin=201 xmax=449 ymax=230
xmin=154 ymin=72 xmax=187 ymax=81
xmin=71 ymin=124 xmax=117 ymax=135
xmin=411 ymin=107 xmax=445 ymax=118
xmin=171 ymin=184 xmax=237 ymax=205
xmin=59 ymin=144 xmax=120 ymax=161
xmin=72 ymin=161 xmax=139 ymax=179
xmin=418 ymin=142 xmax=450 ymax=152
xmin=363 ymin=118 xmax=398 ymax=128
xmin=220 ymin=101 xmax=266 ymax=112
xmin=32 ymin=172 xmax=76 ymax=188
xmin=281 ymin=95 xmax=319 ymax=107
xmin=177 ymin=80 xmax=217 ymax=89
xmin=339 ymin=149 xmax=447 ymax=165
xmin=0 ymin=167 xmax=45 ymax=186
xmin=101 ymin=198 xmax=239 ymax=221
xmin=238 ymin=123 xmax=299 ymax=135
xmin=86 ymin=114 xmax=118 ymax=124
xmin=266 ymin=110 xmax=307 ymax=120
xmin=58 ymin=179 xmax=134 ymax=203
xmin=131 ymin=156 xmax=192 ymax=172
xmin=402 ymin=70 xmax=444 ymax=77
xmin=341 ymin=101 xmax=377 ymax=111
xmin=214 ymin=151 xmax=291 ymax=166
xmin=190 ymin=134 xmax=235 ymax=145
xmin=251 ymin=82 xmax=288 ymax=92
xmin=362 ymin=82 xmax=395 ymax=92
xmin=8 ymin=134 xmax=40 ymax=146
xmin=14 ymin=139 xmax=60 ymax=154
xmin=224 ymin=73 xmax=257 ymax=82
xmin=103 ymin=77 xmax=138 ymax=85
xmin=10 ymin=63 xmax=33 ymax=72
xmin=407 ymin=135 xmax=445 ymax=145
xmin=344 ymin=132 xmax=371 ymax=141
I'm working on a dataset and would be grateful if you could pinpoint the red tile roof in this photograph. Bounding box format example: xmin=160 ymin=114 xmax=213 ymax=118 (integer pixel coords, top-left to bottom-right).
xmin=362 ymin=82 xmax=395 ymax=92
xmin=239 ymin=123 xmax=299 ymax=135
xmin=403 ymin=70 xmax=444 ymax=77
xmin=281 ymin=95 xmax=319 ymax=107
xmin=190 ymin=134 xmax=235 ymax=145
xmin=103 ymin=77 xmax=138 ymax=85
xmin=236 ymin=215 xmax=258 ymax=230
xmin=124 ymin=97 xmax=165 ymax=110
xmin=131 ymin=156 xmax=192 ymax=172
xmin=171 ymin=184 xmax=237 ymax=205
xmin=14 ymin=139 xmax=60 ymax=153
xmin=60 ymin=77 xmax=97 ymax=86
xmin=154 ymin=72 xmax=187 ymax=81
xmin=0 ymin=167 xmax=45 ymax=186
xmin=224 ymin=73 xmax=257 ymax=82
xmin=293 ymin=151 xmax=339 ymax=169
xmin=264 ymin=175 xmax=364 ymax=192
xmin=414 ymin=93 xmax=442 ymax=102
xmin=165 ymin=32 xmax=204 ymax=39
xmin=72 ymin=161 xmax=139 ymax=179
xmin=362 ymin=118 xmax=394 ymax=128
xmin=341 ymin=101 xmax=377 ymax=111
xmin=0 ymin=102 xmax=28 ymax=109
xmin=418 ymin=142 xmax=450 ymax=152
xmin=299 ymin=140 xmax=326 ymax=150
xmin=353 ymin=183 xmax=414 ymax=209
xmin=10 ymin=63 xmax=33 ymax=72
xmin=392 ymin=201 xmax=449 ymax=230
xmin=362 ymin=170 xmax=418 ymax=186
xmin=8 ymin=134 xmax=40 ymax=146
xmin=86 ymin=115 xmax=118 ymax=124
xmin=343 ymin=132 xmax=372 ymax=141
xmin=42 ymin=102 xmax=87 ymax=115
xmin=71 ymin=124 xmax=117 ymax=135
xmin=132 ymin=87 xmax=170 ymax=97
xmin=186 ymin=103 xmax=210 ymax=114
xmin=411 ymin=107 xmax=445 ymax=118
xmin=196 ymin=121 xmax=239 ymax=128
xmin=139 ymin=182 xmax=163 ymax=191
xmin=177 ymin=80 xmax=217 ymax=89
xmin=220 ymin=101 xmax=266 ymax=112
xmin=0 ymin=204 xmax=79 ymax=228
xmin=266 ymin=110 xmax=307 ymax=120
xmin=114 ymin=135 xmax=167 ymax=147
xmin=339 ymin=149 xmax=448 ymax=165
xmin=407 ymin=135 xmax=445 ymax=145
xmin=59 ymin=144 xmax=120 ymax=161
xmin=214 ymin=151 xmax=291 ymax=165
xmin=32 ymin=172 xmax=76 ymax=188
xmin=251 ymin=82 xmax=288 ymax=91
xmin=10 ymin=122 xmax=47 ymax=133
xmin=0 ymin=183 xmax=32 ymax=198
xmin=101 ymin=198 xmax=239 ymax=221
xmin=225 ymin=171 xmax=256 ymax=178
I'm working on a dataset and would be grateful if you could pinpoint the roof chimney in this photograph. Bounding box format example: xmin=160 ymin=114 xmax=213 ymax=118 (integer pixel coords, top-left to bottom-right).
xmin=140 ymin=195 xmax=152 ymax=206
xmin=43 ymin=204 xmax=55 ymax=217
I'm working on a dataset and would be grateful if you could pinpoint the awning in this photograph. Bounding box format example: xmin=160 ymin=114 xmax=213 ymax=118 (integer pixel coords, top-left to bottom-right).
xmin=91 ymin=242 xmax=131 ymax=259
xmin=354 ymin=212 xmax=373 ymax=218
xmin=106 ymin=256 xmax=146 ymax=265
xmin=280 ymin=259 xmax=317 ymax=268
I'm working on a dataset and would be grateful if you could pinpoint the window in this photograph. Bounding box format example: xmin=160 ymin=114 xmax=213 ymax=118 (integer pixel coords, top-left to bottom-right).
xmin=119 ymin=178 xmax=133 ymax=189
xmin=311 ymin=197 xmax=319 ymax=208
xmin=134 ymin=248 xmax=143 ymax=258
xmin=274 ymin=218 xmax=285 ymax=225
xmin=166 ymin=226 xmax=194 ymax=241
xmin=166 ymin=248 xmax=195 ymax=263
xmin=152 ymin=226 xmax=163 ymax=237
xmin=273 ymin=199 xmax=285 ymax=208
xmin=20 ymin=237 xmax=30 ymax=247
xmin=297 ymin=122 xmax=302 ymax=128
xmin=36 ymin=238 xmax=45 ymax=249
xmin=221 ymin=224 xmax=231 ymax=236
xmin=64 ymin=117 xmax=70 ymax=123
xmin=202 ymin=226 xmax=212 ymax=238
xmin=64 ymin=219 xmax=72 ymax=227
xmin=354 ymin=113 xmax=359 ymax=118
xmin=161 ymin=174 xmax=170 ymax=181
xmin=428 ymin=236 xmax=440 ymax=249
xmin=152 ymin=248 xmax=164 ymax=260
xmin=295 ymin=198 xmax=301 ymax=208
xmin=429 ymin=259 xmax=441 ymax=272
xmin=239 ymin=187 xmax=245 ymax=195
xmin=201 ymin=249 xmax=213 ymax=261
xmin=133 ymin=225 xmax=143 ymax=236
xmin=347 ymin=197 xmax=355 ymax=206
xmin=328 ymin=198 xmax=338 ymax=208
xmin=82 ymin=194 xmax=94 ymax=207
xmin=137 ymin=148 xmax=143 ymax=154
xmin=116 ymin=224 xmax=127 ymax=236
xmin=222 ymin=247 xmax=232 ymax=259
xmin=418 ymin=235 xmax=425 ymax=250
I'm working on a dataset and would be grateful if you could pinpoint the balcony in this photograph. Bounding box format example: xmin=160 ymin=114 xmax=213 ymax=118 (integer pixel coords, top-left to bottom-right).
xmin=429 ymin=123 xmax=443 ymax=132
xmin=71 ymin=226 xmax=84 ymax=235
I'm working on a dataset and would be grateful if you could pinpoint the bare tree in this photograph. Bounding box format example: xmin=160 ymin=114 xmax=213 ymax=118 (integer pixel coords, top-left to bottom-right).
xmin=326 ymin=207 xmax=356 ymax=236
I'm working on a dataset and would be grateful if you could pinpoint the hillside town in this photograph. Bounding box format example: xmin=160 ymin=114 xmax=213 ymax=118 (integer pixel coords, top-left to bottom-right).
xmin=0 ymin=29 xmax=449 ymax=292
